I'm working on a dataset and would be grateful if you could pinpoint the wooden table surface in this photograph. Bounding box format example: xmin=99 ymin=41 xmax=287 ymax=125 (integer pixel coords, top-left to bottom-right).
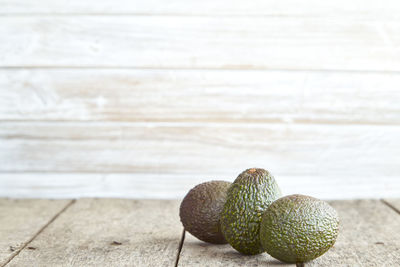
xmin=0 ymin=199 xmax=399 ymax=266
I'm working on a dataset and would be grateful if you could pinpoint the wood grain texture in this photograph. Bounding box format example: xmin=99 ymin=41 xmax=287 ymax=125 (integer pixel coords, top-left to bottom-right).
xmin=179 ymin=233 xmax=292 ymax=266
xmin=307 ymin=200 xmax=400 ymax=266
xmin=1 ymin=122 xmax=399 ymax=175
xmin=2 ymin=69 xmax=400 ymax=124
xmin=0 ymin=199 xmax=71 ymax=266
xmin=8 ymin=199 xmax=182 ymax=267
xmin=2 ymin=0 xmax=400 ymax=200
xmin=1 ymin=17 xmax=400 ymax=71
xmin=1 ymin=122 xmax=399 ymax=199
xmin=1 ymin=173 xmax=399 ymax=200
xmin=2 ymin=0 xmax=400 ymax=18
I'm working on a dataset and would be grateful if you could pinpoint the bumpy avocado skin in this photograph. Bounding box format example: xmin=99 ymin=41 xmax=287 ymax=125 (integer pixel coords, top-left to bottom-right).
xmin=260 ymin=194 xmax=339 ymax=263
xmin=220 ymin=168 xmax=282 ymax=255
xmin=180 ymin=180 xmax=231 ymax=244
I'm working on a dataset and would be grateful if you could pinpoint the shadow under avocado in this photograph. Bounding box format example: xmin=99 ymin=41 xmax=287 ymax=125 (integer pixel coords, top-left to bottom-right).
xmin=185 ymin=240 xmax=291 ymax=265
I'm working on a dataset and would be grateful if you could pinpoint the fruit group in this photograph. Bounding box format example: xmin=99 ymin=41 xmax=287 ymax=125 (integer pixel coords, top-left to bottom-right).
xmin=260 ymin=194 xmax=339 ymax=264
xmin=220 ymin=168 xmax=282 ymax=255
xmin=179 ymin=180 xmax=231 ymax=244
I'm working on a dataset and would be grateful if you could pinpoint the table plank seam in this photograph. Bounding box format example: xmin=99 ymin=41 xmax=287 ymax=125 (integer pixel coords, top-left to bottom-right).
xmin=381 ymin=199 xmax=400 ymax=215
xmin=175 ymin=230 xmax=185 ymax=267
xmin=1 ymin=199 xmax=76 ymax=267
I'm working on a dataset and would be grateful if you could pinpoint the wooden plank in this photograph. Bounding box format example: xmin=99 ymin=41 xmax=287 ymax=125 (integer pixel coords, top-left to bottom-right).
xmin=1 ymin=122 xmax=399 ymax=199
xmin=1 ymin=173 xmax=399 ymax=200
xmin=1 ymin=17 xmax=399 ymax=71
xmin=308 ymin=200 xmax=400 ymax=266
xmin=2 ymin=0 xmax=400 ymax=18
xmin=1 ymin=122 xmax=399 ymax=175
xmin=1 ymin=69 xmax=400 ymax=124
xmin=0 ymin=199 xmax=72 ymax=266
xmin=179 ymin=232 xmax=292 ymax=266
xmin=7 ymin=199 xmax=182 ymax=267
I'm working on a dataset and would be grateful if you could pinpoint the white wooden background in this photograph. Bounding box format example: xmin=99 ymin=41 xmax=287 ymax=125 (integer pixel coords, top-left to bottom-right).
xmin=0 ymin=0 xmax=399 ymax=199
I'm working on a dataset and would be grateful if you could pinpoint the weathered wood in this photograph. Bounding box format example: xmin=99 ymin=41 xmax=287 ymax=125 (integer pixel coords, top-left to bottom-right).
xmin=2 ymin=0 xmax=400 ymax=18
xmin=308 ymin=200 xmax=400 ymax=266
xmin=1 ymin=17 xmax=399 ymax=71
xmin=0 ymin=199 xmax=72 ymax=266
xmin=1 ymin=69 xmax=400 ymax=124
xmin=1 ymin=173 xmax=400 ymax=200
xmin=383 ymin=199 xmax=400 ymax=214
xmin=1 ymin=122 xmax=399 ymax=176
xmin=179 ymin=232 xmax=292 ymax=266
xmin=8 ymin=199 xmax=182 ymax=267
xmin=3 ymin=199 xmax=400 ymax=266
xmin=1 ymin=0 xmax=399 ymax=202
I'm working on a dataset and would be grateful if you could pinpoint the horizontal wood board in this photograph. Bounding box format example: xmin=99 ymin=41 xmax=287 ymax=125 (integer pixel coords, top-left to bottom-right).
xmin=1 ymin=69 xmax=400 ymax=124
xmin=1 ymin=122 xmax=399 ymax=174
xmin=1 ymin=173 xmax=399 ymax=200
xmin=2 ymin=0 xmax=400 ymax=18
xmin=1 ymin=122 xmax=399 ymax=198
xmin=1 ymin=17 xmax=400 ymax=71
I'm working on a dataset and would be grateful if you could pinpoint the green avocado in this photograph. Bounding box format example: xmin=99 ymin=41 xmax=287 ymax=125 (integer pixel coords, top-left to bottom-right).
xmin=260 ymin=194 xmax=339 ymax=264
xmin=179 ymin=180 xmax=231 ymax=244
xmin=220 ymin=168 xmax=282 ymax=255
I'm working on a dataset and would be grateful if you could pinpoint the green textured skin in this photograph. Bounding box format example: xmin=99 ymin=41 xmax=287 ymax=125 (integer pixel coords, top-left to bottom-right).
xmin=180 ymin=180 xmax=231 ymax=244
xmin=260 ymin=194 xmax=339 ymax=263
xmin=220 ymin=168 xmax=282 ymax=255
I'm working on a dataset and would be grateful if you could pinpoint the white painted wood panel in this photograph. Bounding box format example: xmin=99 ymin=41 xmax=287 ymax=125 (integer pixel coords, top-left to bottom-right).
xmin=1 ymin=0 xmax=400 ymax=18
xmin=0 ymin=173 xmax=399 ymax=200
xmin=2 ymin=122 xmax=399 ymax=175
xmin=1 ymin=69 xmax=400 ymax=124
xmin=1 ymin=17 xmax=400 ymax=70
xmin=1 ymin=1 xmax=400 ymax=199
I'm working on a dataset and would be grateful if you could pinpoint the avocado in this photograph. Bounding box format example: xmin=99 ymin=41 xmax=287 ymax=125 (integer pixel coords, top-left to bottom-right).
xmin=220 ymin=168 xmax=282 ymax=255
xmin=179 ymin=180 xmax=231 ymax=244
xmin=260 ymin=194 xmax=339 ymax=264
